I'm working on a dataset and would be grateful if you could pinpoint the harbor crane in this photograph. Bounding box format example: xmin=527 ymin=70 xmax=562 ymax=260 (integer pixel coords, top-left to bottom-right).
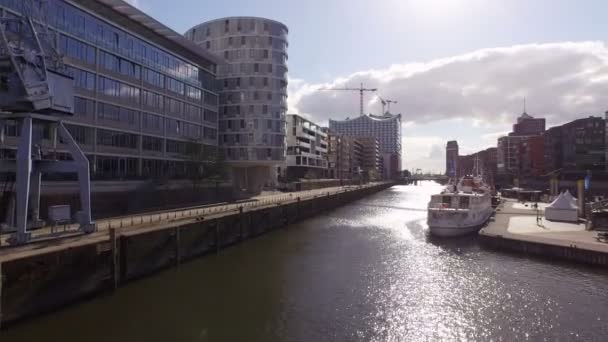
xmin=376 ymin=94 xmax=398 ymax=115
xmin=0 ymin=0 xmax=94 ymax=244
xmin=319 ymin=83 xmax=377 ymax=116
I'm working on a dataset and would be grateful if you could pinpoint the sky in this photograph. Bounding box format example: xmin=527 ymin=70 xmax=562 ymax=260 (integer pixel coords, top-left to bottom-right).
xmin=127 ymin=0 xmax=608 ymax=173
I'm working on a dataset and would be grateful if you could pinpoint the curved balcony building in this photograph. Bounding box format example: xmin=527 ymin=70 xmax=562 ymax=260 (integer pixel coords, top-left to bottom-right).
xmin=185 ymin=17 xmax=288 ymax=192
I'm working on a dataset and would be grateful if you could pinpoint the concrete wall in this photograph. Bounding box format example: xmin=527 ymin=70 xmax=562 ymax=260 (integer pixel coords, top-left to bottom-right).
xmin=0 ymin=183 xmax=393 ymax=327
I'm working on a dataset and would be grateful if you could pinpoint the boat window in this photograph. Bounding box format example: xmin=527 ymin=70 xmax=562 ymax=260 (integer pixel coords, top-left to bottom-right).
xmin=442 ymin=196 xmax=451 ymax=205
xmin=459 ymin=197 xmax=469 ymax=209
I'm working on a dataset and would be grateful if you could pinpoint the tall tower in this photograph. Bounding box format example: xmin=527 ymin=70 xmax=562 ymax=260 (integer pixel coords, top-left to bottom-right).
xmin=185 ymin=17 xmax=288 ymax=192
xmin=446 ymin=140 xmax=459 ymax=177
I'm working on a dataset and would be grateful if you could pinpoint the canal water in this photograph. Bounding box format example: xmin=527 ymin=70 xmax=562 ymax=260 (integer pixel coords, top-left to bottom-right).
xmin=3 ymin=182 xmax=608 ymax=341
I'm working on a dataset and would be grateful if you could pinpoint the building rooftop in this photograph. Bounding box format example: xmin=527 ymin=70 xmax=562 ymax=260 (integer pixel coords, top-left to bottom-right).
xmin=91 ymin=0 xmax=224 ymax=66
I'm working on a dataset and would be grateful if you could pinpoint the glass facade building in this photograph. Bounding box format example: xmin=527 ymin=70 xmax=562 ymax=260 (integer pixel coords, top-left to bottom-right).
xmin=0 ymin=0 xmax=220 ymax=180
xmin=185 ymin=17 xmax=288 ymax=191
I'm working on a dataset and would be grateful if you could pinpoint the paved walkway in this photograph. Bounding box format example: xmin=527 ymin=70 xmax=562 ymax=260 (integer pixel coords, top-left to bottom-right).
xmin=481 ymin=199 xmax=608 ymax=253
xmin=0 ymin=183 xmax=387 ymax=260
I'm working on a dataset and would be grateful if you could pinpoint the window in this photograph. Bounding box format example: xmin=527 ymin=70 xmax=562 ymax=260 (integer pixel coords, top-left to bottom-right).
xmin=98 ymin=76 xmax=140 ymax=104
xmin=142 ymin=113 xmax=163 ymax=132
xmin=185 ymin=85 xmax=202 ymax=101
xmin=241 ymin=36 xmax=246 ymax=46
xmin=204 ymin=127 xmax=217 ymax=140
xmin=228 ymin=37 xmax=233 ymax=46
xmin=58 ymin=34 xmax=95 ymax=65
xmin=67 ymin=67 xmax=95 ymax=91
xmin=254 ymin=63 xmax=259 ymax=73
xmin=263 ymin=78 xmax=268 ymax=87
xmin=74 ymin=97 xmax=95 ymax=117
xmin=143 ymin=68 xmax=164 ymax=88
xmin=167 ymin=77 xmax=185 ymax=96
xmin=142 ymin=90 xmax=163 ymax=110
xmin=206 ymin=41 xmax=210 ymax=49
xmin=142 ymin=136 xmax=163 ymax=151
xmin=97 ymin=129 xmax=138 ymax=149
xmin=263 ymin=50 xmax=269 ymax=58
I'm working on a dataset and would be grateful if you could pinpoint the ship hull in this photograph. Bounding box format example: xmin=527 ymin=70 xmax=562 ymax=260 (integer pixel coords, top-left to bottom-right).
xmin=427 ymin=208 xmax=493 ymax=237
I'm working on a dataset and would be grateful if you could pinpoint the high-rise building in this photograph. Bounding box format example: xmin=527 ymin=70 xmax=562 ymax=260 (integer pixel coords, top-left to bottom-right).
xmin=445 ymin=140 xmax=459 ymax=177
xmin=510 ymin=112 xmax=546 ymax=137
xmin=284 ymin=114 xmax=328 ymax=180
xmin=185 ymin=17 xmax=289 ymax=192
xmin=329 ymin=114 xmax=401 ymax=179
xmin=0 ymin=0 xmax=220 ymax=181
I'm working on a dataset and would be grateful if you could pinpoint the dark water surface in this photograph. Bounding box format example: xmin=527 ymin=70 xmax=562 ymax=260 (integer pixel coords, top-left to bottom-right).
xmin=3 ymin=182 xmax=608 ymax=341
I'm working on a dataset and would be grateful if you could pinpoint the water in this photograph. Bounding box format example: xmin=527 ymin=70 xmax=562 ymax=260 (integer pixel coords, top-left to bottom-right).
xmin=3 ymin=182 xmax=608 ymax=341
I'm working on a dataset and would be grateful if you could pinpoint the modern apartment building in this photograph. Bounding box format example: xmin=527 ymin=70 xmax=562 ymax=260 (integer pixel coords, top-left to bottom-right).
xmin=445 ymin=140 xmax=458 ymax=177
xmin=284 ymin=114 xmax=328 ymax=180
xmin=185 ymin=17 xmax=288 ymax=192
xmin=356 ymin=136 xmax=382 ymax=181
xmin=327 ymin=133 xmax=362 ymax=181
xmin=0 ymin=0 xmax=220 ymax=181
xmin=329 ymin=113 xmax=401 ymax=179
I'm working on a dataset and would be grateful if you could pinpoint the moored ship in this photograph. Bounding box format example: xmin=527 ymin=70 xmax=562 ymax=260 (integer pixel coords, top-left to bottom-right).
xmin=427 ymin=175 xmax=493 ymax=237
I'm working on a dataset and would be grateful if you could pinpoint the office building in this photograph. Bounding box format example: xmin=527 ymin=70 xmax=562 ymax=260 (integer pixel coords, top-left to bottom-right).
xmin=545 ymin=116 xmax=605 ymax=172
xmin=329 ymin=113 xmax=401 ymax=179
xmin=445 ymin=140 xmax=458 ymax=177
xmin=0 ymin=0 xmax=220 ymax=180
xmin=284 ymin=114 xmax=327 ymax=180
xmin=185 ymin=17 xmax=289 ymax=192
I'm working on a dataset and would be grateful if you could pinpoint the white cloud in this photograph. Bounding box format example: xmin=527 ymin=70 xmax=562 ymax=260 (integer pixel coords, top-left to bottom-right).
xmin=289 ymin=41 xmax=608 ymax=126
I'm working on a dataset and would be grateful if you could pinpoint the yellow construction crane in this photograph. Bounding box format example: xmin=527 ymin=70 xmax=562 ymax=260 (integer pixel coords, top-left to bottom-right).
xmin=319 ymin=83 xmax=377 ymax=116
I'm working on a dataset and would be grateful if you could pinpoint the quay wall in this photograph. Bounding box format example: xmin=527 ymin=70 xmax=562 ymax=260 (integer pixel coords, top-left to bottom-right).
xmin=479 ymin=234 xmax=608 ymax=266
xmin=0 ymin=183 xmax=394 ymax=327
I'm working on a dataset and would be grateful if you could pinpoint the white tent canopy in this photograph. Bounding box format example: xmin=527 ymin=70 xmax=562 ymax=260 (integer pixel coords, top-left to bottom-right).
xmin=545 ymin=191 xmax=578 ymax=222
xmin=562 ymin=190 xmax=578 ymax=206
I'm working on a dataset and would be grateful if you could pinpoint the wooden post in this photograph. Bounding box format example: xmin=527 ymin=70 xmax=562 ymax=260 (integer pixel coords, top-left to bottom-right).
xmin=0 ymin=261 xmax=3 ymax=329
xmin=297 ymin=197 xmax=301 ymax=220
xmin=238 ymin=207 xmax=244 ymax=240
xmin=109 ymin=228 xmax=119 ymax=290
xmin=215 ymin=221 xmax=220 ymax=254
xmin=175 ymin=226 xmax=181 ymax=266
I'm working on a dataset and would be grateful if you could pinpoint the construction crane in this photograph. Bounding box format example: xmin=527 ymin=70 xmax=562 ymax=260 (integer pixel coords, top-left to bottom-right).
xmin=320 ymin=83 xmax=377 ymax=116
xmin=0 ymin=0 xmax=94 ymax=244
xmin=376 ymin=94 xmax=398 ymax=115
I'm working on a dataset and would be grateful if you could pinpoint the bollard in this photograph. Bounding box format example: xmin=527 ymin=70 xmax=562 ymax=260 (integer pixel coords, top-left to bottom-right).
xmin=109 ymin=228 xmax=119 ymax=290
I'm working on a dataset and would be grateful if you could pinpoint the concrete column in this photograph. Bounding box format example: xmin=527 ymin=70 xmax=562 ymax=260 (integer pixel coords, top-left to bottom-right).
xmin=29 ymin=168 xmax=41 ymax=223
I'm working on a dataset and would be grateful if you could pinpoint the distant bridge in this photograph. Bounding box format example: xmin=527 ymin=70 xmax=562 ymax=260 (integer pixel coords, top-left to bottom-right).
xmin=398 ymin=175 xmax=449 ymax=185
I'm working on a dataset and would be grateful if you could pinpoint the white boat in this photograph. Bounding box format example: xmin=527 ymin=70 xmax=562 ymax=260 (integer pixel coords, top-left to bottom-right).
xmin=427 ymin=175 xmax=493 ymax=237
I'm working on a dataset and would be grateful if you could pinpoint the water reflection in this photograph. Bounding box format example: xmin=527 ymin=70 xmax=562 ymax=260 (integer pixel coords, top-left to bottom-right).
xmin=3 ymin=182 xmax=608 ymax=341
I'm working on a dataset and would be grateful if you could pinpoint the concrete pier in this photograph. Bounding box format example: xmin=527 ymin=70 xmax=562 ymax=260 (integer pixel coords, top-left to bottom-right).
xmin=0 ymin=182 xmax=393 ymax=327
xmin=480 ymin=199 xmax=608 ymax=265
